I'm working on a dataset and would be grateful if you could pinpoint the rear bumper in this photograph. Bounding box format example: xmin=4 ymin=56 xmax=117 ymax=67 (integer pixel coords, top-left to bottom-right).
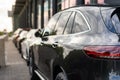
xmin=62 ymin=50 xmax=120 ymax=80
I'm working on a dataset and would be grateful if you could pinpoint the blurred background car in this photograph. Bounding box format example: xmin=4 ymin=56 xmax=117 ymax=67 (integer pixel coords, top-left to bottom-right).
xmin=16 ymin=30 xmax=28 ymax=53
xmin=21 ymin=29 xmax=41 ymax=65
xmin=29 ymin=6 xmax=120 ymax=80
xmin=12 ymin=28 xmax=23 ymax=47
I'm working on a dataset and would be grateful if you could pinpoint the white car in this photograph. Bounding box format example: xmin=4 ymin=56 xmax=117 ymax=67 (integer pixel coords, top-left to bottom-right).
xmin=21 ymin=29 xmax=41 ymax=65
xmin=12 ymin=28 xmax=23 ymax=39
xmin=16 ymin=30 xmax=28 ymax=53
xmin=12 ymin=28 xmax=23 ymax=47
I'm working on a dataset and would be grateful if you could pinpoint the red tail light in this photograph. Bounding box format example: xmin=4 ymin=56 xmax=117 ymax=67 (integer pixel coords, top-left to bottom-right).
xmin=84 ymin=46 xmax=120 ymax=59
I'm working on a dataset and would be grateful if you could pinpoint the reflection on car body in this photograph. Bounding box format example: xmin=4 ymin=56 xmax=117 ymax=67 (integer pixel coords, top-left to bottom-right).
xmin=12 ymin=28 xmax=23 ymax=47
xmin=21 ymin=29 xmax=40 ymax=63
xmin=16 ymin=30 xmax=28 ymax=53
xmin=29 ymin=6 xmax=120 ymax=80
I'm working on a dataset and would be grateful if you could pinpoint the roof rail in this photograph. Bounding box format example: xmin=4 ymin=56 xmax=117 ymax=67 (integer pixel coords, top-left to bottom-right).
xmin=72 ymin=4 xmax=120 ymax=8
xmin=86 ymin=4 xmax=120 ymax=7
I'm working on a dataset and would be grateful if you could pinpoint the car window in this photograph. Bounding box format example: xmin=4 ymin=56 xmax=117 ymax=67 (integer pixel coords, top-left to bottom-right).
xmin=72 ymin=12 xmax=89 ymax=33
xmin=43 ymin=13 xmax=62 ymax=36
xmin=55 ymin=11 xmax=72 ymax=35
xmin=111 ymin=14 xmax=120 ymax=33
xmin=63 ymin=12 xmax=76 ymax=34
xmin=101 ymin=7 xmax=120 ymax=34
xmin=47 ymin=13 xmax=61 ymax=31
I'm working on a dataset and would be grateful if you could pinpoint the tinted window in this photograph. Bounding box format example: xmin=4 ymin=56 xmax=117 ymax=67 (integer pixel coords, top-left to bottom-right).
xmin=72 ymin=13 xmax=89 ymax=33
xmin=55 ymin=12 xmax=72 ymax=35
xmin=63 ymin=12 xmax=75 ymax=34
xmin=43 ymin=13 xmax=61 ymax=36
xmin=47 ymin=13 xmax=61 ymax=31
xmin=101 ymin=7 xmax=120 ymax=34
xmin=111 ymin=14 xmax=120 ymax=33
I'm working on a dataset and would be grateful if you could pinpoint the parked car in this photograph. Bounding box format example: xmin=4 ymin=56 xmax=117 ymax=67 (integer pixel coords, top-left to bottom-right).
xmin=16 ymin=30 xmax=28 ymax=53
xmin=12 ymin=28 xmax=23 ymax=47
xmin=21 ymin=29 xmax=41 ymax=65
xmin=29 ymin=6 xmax=120 ymax=80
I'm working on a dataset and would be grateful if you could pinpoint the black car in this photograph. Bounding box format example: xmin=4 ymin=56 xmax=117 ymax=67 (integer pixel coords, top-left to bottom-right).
xmin=29 ymin=6 xmax=120 ymax=80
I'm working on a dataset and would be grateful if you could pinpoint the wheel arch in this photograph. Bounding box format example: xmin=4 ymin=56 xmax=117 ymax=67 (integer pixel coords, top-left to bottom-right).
xmin=51 ymin=58 xmax=68 ymax=80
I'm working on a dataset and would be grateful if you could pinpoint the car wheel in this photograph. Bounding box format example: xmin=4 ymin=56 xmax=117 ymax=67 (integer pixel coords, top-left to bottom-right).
xmin=55 ymin=72 xmax=68 ymax=80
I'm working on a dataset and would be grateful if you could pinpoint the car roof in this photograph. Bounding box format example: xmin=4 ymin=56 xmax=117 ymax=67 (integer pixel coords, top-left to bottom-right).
xmin=55 ymin=5 xmax=120 ymax=34
xmin=61 ymin=5 xmax=118 ymax=12
xmin=63 ymin=5 xmax=120 ymax=10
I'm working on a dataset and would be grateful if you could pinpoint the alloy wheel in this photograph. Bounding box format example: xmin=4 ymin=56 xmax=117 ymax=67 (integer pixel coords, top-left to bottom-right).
xmin=55 ymin=72 xmax=68 ymax=80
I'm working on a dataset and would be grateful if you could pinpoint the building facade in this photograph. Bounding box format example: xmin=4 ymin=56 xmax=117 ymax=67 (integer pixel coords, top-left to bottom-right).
xmin=12 ymin=0 xmax=120 ymax=30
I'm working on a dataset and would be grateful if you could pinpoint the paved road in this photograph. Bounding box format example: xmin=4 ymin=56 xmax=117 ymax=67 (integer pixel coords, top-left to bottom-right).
xmin=0 ymin=39 xmax=31 ymax=80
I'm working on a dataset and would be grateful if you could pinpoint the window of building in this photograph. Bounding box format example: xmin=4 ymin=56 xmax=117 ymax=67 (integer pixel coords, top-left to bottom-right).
xmin=31 ymin=0 xmax=35 ymax=28
xmin=48 ymin=0 xmax=52 ymax=19
xmin=44 ymin=0 xmax=49 ymax=27
xmin=57 ymin=0 xmax=62 ymax=11
xmin=27 ymin=3 xmax=31 ymax=28
xmin=37 ymin=0 xmax=41 ymax=29
xmin=30 ymin=0 xmax=38 ymax=29
xmin=26 ymin=6 xmax=29 ymax=27
xmin=90 ymin=0 xmax=97 ymax=4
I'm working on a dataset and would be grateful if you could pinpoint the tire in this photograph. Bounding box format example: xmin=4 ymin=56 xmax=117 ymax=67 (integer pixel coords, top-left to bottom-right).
xmin=55 ymin=72 xmax=68 ymax=80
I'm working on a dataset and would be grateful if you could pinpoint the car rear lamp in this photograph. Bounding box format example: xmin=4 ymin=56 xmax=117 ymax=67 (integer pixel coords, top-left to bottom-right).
xmin=84 ymin=46 xmax=120 ymax=59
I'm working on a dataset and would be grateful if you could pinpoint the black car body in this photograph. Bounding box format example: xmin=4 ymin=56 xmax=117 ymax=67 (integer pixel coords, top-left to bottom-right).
xmin=29 ymin=6 xmax=120 ymax=80
xmin=21 ymin=29 xmax=41 ymax=64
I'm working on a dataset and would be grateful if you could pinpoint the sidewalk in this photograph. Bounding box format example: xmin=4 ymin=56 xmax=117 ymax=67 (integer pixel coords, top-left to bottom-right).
xmin=0 ymin=39 xmax=30 ymax=80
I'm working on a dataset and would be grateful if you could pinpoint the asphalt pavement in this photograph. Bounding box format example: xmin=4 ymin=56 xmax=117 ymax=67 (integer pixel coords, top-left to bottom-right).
xmin=0 ymin=39 xmax=31 ymax=80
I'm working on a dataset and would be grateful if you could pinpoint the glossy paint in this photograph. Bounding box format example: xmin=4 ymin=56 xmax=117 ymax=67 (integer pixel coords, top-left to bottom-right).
xmin=16 ymin=30 xmax=28 ymax=53
xmin=21 ymin=29 xmax=41 ymax=60
xmin=31 ymin=6 xmax=120 ymax=80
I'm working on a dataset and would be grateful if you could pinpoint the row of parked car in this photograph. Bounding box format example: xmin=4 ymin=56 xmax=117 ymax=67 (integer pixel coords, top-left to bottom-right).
xmin=13 ymin=6 xmax=120 ymax=80
xmin=12 ymin=28 xmax=40 ymax=63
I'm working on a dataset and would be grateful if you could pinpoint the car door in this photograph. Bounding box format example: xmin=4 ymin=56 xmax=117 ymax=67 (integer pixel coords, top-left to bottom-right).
xmin=36 ymin=11 xmax=73 ymax=79
xmin=33 ymin=13 xmax=61 ymax=67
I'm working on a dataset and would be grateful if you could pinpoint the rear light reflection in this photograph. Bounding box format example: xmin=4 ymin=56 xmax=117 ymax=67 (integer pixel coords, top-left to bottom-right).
xmin=84 ymin=46 xmax=120 ymax=59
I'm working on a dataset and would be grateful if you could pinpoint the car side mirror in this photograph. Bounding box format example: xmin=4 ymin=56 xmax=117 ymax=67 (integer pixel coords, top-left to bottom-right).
xmin=35 ymin=31 xmax=42 ymax=37
xmin=42 ymin=37 xmax=48 ymax=41
xmin=41 ymin=32 xmax=49 ymax=41
xmin=43 ymin=32 xmax=49 ymax=36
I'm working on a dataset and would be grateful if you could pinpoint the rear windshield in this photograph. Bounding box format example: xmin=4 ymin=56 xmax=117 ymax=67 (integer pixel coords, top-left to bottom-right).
xmin=101 ymin=7 xmax=120 ymax=34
